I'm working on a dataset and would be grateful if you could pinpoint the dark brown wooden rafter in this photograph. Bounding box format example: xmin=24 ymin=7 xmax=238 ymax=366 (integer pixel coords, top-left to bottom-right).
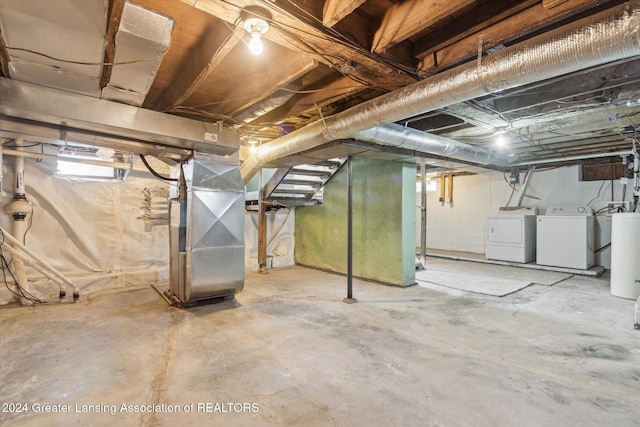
xmin=180 ymin=0 xmax=418 ymax=90
xmin=323 ymin=0 xmax=368 ymax=27
xmin=155 ymin=24 xmax=246 ymax=110
xmin=418 ymin=0 xmax=614 ymax=74
xmin=217 ymin=54 xmax=318 ymax=117
xmin=414 ymin=0 xmax=539 ymax=61
xmin=372 ymin=0 xmax=477 ymax=54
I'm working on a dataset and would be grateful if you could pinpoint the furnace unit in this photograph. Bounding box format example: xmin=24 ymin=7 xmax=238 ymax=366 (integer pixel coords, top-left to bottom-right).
xmin=167 ymin=156 xmax=245 ymax=305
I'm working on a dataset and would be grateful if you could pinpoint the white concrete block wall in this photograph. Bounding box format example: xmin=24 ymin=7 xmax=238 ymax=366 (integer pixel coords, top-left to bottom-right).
xmin=417 ymin=165 xmax=626 ymax=255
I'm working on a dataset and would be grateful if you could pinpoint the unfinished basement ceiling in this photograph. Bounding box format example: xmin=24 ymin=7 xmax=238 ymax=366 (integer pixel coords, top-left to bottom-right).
xmin=0 ymin=0 xmax=639 ymax=172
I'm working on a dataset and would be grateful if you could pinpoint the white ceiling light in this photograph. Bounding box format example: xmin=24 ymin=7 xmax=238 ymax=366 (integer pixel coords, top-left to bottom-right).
xmin=494 ymin=128 xmax=507 ymax=147
xmin=244 ymin=16 xmax=269 ymax=55
xmin=248 ymin=139 xmax=258 ymax=153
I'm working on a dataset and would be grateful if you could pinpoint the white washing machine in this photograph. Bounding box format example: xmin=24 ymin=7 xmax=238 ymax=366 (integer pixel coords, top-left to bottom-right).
xmin=486 ymin=207 xmax=537 ymax=263
xmin=536 ymin=206 xmax=594 ymax=269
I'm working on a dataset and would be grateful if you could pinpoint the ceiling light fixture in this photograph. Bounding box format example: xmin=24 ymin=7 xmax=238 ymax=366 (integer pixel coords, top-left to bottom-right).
xmin=494 ymin=127 xmax=507 ymax=147
xmin=244 ymin=12 xmax=269 ymax=56
xmin=248 ymin=139 xmax=258 ymax=153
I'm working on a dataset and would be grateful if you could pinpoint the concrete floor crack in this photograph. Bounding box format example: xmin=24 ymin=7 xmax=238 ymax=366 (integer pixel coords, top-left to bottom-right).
xmin=139 ymin=310 xmax=185 ymax=427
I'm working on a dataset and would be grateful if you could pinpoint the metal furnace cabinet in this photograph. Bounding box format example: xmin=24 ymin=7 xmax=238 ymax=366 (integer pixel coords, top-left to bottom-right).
xmin=169 ymin=159 xmax=245 ymax=304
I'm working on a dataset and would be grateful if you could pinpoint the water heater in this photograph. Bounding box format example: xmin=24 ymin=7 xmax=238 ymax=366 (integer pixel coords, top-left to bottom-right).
xmin=610 ymin=213 xmax=640 ymax=300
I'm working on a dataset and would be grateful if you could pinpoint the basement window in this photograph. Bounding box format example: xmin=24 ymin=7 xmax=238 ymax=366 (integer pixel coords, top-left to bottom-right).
xmin=416 ymin=180 xmax=437 ymax=192
xmin=56 ymin=159 xmax=116 ymax=180
xmin=55 ymin=153 xmax=131 ymax=182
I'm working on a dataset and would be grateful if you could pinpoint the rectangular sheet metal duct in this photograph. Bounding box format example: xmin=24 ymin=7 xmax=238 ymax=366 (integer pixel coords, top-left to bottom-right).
xmin=0 ymin=77 xmax=239 ymax=156
xmin=101 ymin=1 xmax=173 ymax=106
xmin=0 ymin=0 xmax=108 ymax=96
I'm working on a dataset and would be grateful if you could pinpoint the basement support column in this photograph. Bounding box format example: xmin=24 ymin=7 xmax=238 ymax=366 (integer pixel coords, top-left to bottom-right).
xmin=344 ymin=156 xmax=357 ymax=304
xmin=258 ymin=170 xmax=268 ymax=273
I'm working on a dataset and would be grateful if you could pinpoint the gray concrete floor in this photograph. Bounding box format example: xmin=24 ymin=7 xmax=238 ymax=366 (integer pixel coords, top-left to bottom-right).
xmin=1 ymin=264 xmax=639 ymax=427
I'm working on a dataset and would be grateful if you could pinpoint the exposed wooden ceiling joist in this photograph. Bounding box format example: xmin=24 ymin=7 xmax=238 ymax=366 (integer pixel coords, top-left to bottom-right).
xmin=323 ymin=0 xmax=367 ymax=27
xmin=249 ymin=75 xmax=367 ymax=127
xmin=419 ymin=0 xmax=613 ymax=74
xmin=371 ymin=0 xmax=476 ymax=54
xmin=216 ymin=53 xmax=318 ymax=117
xmin=180 ymin=0 xmax=418 ymax=90
xmin=154 ymin=24 xmax=245 ymax=110
xmin=414 ymin=0 xmax=539 ymax=61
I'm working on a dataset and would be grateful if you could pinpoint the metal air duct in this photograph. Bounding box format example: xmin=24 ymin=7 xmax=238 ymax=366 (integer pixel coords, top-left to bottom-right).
xmin=241 ymin=1 xmax=640 ymax=182
xmin=101 ymin=1 xmax=173 ymax=106
xmin=355 ymin=123 xmax=508 ymax=166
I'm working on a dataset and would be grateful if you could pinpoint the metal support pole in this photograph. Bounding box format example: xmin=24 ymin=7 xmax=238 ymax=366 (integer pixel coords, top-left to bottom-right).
xmin=515 ymin=166 xmax=535 ymax=207
xmin=344 ymin=156 xmax=357 ymax=304
xmin=258 ymin=169 xmax=268 ymax=273
xmin=419 ymin=160 xmax=427 ymax=269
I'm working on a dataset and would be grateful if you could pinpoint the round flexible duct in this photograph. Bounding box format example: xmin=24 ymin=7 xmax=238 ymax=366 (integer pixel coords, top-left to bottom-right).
xmin=355 ymin=124 xmax=509 ymax=166
xmin=241 ymin=1 xmax=640 ymax=182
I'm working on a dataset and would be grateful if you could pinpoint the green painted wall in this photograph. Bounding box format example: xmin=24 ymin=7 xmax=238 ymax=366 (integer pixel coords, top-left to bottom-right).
xmin=295 ymin=158 xmax=416 ymax=287
xmin=245 ymin=168 xmax=277 ymax=193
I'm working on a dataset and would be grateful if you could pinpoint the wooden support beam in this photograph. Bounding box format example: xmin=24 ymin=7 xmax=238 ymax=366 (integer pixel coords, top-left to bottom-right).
xmin=252 ymin=76 xmax=366 ymax=126
xmin=419 ymin=0 xmax=610 ymax=74
xmin=544 ymin=0 xmax=571 ymax=8
xmin=414 ymin=0 xmax=539 ymax=60
xmin=100 ymin=0 xmax=126 ymax=90
xmin=154 ymin=24 xmax=245 ymax=110
xmin=220 ymin=53 xmax=318 ymax=116
xmin=372 ymin=0 xmax=476 ymax=54
xmin=323 ymin=0 xmax=367 ymax=27
xmin=180 ymin=0 xmax=417 ymax=90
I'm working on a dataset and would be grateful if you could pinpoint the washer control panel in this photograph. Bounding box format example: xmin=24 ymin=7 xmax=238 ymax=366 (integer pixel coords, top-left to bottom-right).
xmin=545 ymin=206 xmax=593 ymax=216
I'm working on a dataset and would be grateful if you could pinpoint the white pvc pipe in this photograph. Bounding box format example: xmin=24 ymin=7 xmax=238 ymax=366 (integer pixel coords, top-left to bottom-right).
xmin=0 ymin=242 xmax=66 ymax=294
xmin=0 ymin=227 xmax=80 ymax=298
xmin=2 ymin=149 xmax=148 ymax=172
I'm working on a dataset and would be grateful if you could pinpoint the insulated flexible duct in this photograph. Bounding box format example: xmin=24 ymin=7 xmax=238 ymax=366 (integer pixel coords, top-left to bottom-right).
xmin=355 ymin=124 xmax=507 ymax=166
xmin=241 ymin=1 xmax=640 ymax=182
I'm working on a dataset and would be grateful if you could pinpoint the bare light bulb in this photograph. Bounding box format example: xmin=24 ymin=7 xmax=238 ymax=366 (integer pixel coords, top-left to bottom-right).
xmin=249 ymin=145 xmax=256 ymax=154
xmin=249 ymin=31 xmax=263 ymax=55
xmin=496 ymin=134 xmax=506 ymax=146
